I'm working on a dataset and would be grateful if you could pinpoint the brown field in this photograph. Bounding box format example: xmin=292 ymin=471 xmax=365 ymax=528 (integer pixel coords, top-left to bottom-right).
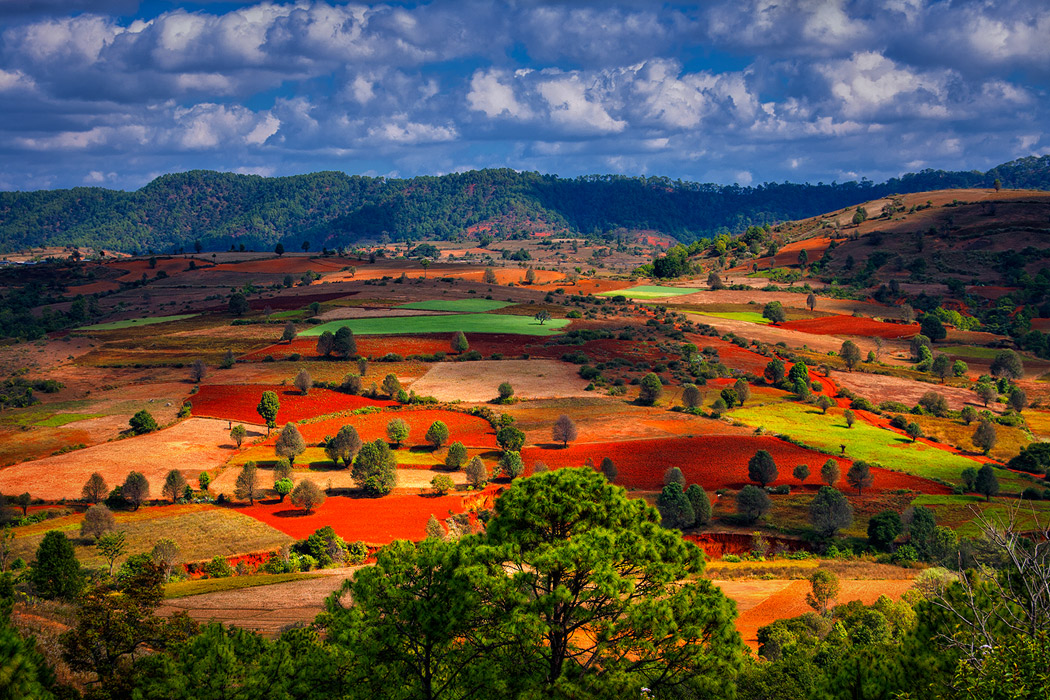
xmin=832 ymin=370 xmax=995 ymax=412
xmin=0 ymin=418 xmax=248 ymax=500
xmin=407 ymin=359 xmax=591 ymax=402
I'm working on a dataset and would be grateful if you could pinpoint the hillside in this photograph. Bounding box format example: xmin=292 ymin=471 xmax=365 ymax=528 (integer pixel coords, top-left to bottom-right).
xmin=2 ymin=156 xmax=1050 ymax=254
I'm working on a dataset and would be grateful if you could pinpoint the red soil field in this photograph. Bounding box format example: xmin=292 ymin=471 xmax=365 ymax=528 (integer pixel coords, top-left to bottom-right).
xmin=691 ymin=336 xmax=773 ymax=375
xmin=190 ymin=384 xmax=394 ymax=424
xmin=234 ymin=492 xmax=478 ymax=545
xmin=106 ymin=257 xmax=210 ymax=281
xmin=521 ymin=436 xmax=944 ymax=493
xmin=779 ymin=315 xmax=919 ymax=339
xmin=967 ymin=285 xmax=1017 ymax=300
xmin=66 ymin=280 xmax=121 ymax=295
xmin=291 ymin=409 xmax=498 ymax=449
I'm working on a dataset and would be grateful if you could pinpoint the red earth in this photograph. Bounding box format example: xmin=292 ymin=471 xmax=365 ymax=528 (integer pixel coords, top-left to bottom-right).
xmin=291 ymin=409 xmax=498 ymax=449
xmin=521 ymin=436 xmax=947 ymax=493
xmin=190 ymin=384 xmax=394 ymax=425
xmin=779 ymin=316 xmax=919 ymax=339
xmin=690 ymin=336 xmax=774 ymax=375
xmin=234 ymin=491 xmax=487 ymax=545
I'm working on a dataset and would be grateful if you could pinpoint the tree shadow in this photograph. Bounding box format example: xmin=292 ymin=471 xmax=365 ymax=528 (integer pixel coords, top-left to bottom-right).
xmin=536 ymin=442 xmax=569 ymax=449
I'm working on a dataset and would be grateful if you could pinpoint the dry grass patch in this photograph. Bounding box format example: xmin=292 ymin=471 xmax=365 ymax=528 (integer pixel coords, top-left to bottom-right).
xmin=408 ymin=359 xmax=591 ymax=402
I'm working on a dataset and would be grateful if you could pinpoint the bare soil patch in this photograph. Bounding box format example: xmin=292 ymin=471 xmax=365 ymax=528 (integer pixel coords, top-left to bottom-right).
xmin=0 ymin=418 xmax=244 ymax=500
xmin=408 ymin=359 xmax=591 ymax=402
xmin=832 ymin=370 xmax=994 ymax=413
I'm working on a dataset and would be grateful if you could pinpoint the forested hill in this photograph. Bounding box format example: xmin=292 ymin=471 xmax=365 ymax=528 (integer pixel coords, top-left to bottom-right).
xmin=2 ymin=156 xmax=1049 ymax=254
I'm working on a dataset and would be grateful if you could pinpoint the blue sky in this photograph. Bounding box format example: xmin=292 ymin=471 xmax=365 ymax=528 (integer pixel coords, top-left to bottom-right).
xmin=0 ymin=1 xmax=1047 ymax=191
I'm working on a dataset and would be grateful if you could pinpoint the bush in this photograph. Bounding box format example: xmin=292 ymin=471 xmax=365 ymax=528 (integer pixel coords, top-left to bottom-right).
xmin=129 ymin=409 xmax=158 ymax=435
xmin=205 ymin=555 xmax=233 ymax=578
xmin=1020 ymin=487 xmax=1043 ymax=501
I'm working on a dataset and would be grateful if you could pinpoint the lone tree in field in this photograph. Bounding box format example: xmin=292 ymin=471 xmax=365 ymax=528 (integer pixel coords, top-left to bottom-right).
xmin=256 ymin=390 xmax=280 ymax=435
xmin=552 ymin=415 xmax=577 ymax=446
xmin=497 ymin=382 xmax=515 ymax=403
xmin=762 ymin=300 xmax=786 ymax=325
xmin=974 ymin=464 xmax=1000 ymax=502
xmin=638 ymin=372 xmax=663 ymax=406
xmin=30 ymin=532 xmax=84 ymax=601
xmin=316 ymin=330 xmax=335 ymax=357
xmin=846 ymin=460 xmax=874 ymax=496
xmin=122 ymin=472 xmax=150 ymax=510
xmin=974 ymin=382 xmax=998 ymax=407
xmin=235 ymin=462 xmax=262 ymax=505
xmin=793 ymin=464 xmax=810 ymax=485
xmin=230 ymin=424 xmax=247 ymax=447
xmin=707 ymin=271 xmax=725 ymax=290
xmin=733 ymin=378 xmax=751 ymax=406
xmin=291 ymin=479 xmax=325 ymax=513
xmin=198 ymin=472 xmax=211 ymax=491
xmin=333 ymin=326 xmax=356 ymax=358
xmin=274 ymin=478 xmax=293 ymax=502
xmin=601 ymin=457 xmax=618 ymax=483
xmin=973 ymin=419 xmax=998 ymax=455
xmin=990 ymin=349 xmax=1024 ymax=379
xmin=816 ymin=395 xmax=835 ymax=414
xmin=445 ymin=441 xmax=467 ymax=470
xmin=961 ymin=405 xmax=977 ymax=425
xmin=465 ymin=456 xmax=488 ymax=488
xmin=806 ymin=293 xmax=816 ymax=311
xmin=81 ymin=472 xmax=108 ymax=504
xmin=805 ymin=569 xmax=840 ymax=616
xmin=451 ymin=331 xmax=469 ymax=354
xmin=821 ymin=459 xmax=840 ymax=487
xmin=325 ymin=424 xmax=363 ymax=467
xmin=1009 ymin=387 xmax=1028 ymax=413
xmin=282 ymin=321 xmax=297 ymax=343
xmin=162 ymin=470 xmax=187 ymax=503
xmin=190 ymin=359 xmax=206 ymax=383
xmin=931 ymin=354 xmax=953 ymax=383
xmin=275 ymin=422 xmax=307 ymax=466
xmin=809 ymin=486 xmax=853 ymax=538
xmin=483 ymin=267 xmax=497 ymax=284
xmin=341 ymin=373 xmax=363 ymax=395
xmin=228 ymin=292 xmax=250 ymax=316
xmin=425 ymin=420 xmax=450 ymax=449
xmin=273 ymin=457 xmax=293 ymax=483
xmin=382 ymin=373 xmax=402 ymax=399
xmin=681 ymin=384 xmax=702 ymax=409
xmin=353 ymin=439 xmax=398 ymax=496
xmin=736 ymin=485 xmax=771 ymax=524
xmin=294 ymin=369 xmax=312 ymax=395
xmin=844 ymin=409 xmax=856 ymax=428
xmin=534 ymin=310 xmax=551 ymax=325
xmin=129 ymin=410 xmax=158 ymax=435
xmin=97 ymin=531 xmax=127 ymax=577
xmin=905 ymin=421 xmax=924 ymax=442
xmin=748 ymin=449 xmax=778 ymax=487
xmin=80 ymin=504 xmax=115 ymax=540
xmin=839 ymin=340 xmax=862 ymax=371
xmin=386 ymin=418 xmax=410 ymax=447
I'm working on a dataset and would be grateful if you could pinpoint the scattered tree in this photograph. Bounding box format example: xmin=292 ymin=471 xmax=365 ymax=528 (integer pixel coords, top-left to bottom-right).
xmin=534 ymin=310 xmax=551 ymax=325
xmin=961 ymin=466 xmax=979 ymax=492
xmin=424 ymin=515 xmax=445 ymax=539
xmin=235 ymin=462 xmax=261 ymax=505
xmin=806 ymin=293 xmax=816 ymax=311
xmin=748 ymin=449 xmax=778 ymax=487
xmin=161 ymin=470 xmax=187 ymax=503
xmin=386 ymin=418 xmax=410 ymax=447
xmin=81 ymin=504 xmax=116 ymax=540
xmin=733 ymin=378 xmax=751 ymax=406
xmin=809 ymin=486 xmax=853 ymax=538
xmin=664 ymin=466 xmax=686 ymax=488
xmin=762 ymin=300 xmax=786 ymax=324
xmin=275 ymin=422 xmax=307 ymax=466
xmin=931 ymin=353 xmax=953 ymax=382
xmin=97 ymin=531 xmax=127 ymax=577
xmin=905 ymin=421 xmax=924 ymax=442
xmin=990 ymin=349 xmax=1024 ymax=379
xmin=30 ymin=531 xmax=83 ymax=600
xmin=816 ymin=395 xmax=835 ymax=414
xmin=497 ymin=382 xmax=515 ymax=403
xmin=821 ymin=459 xmax=840 ymax=487
xmin=333 ymin=326 xmax=356 ymax=357
xmin=1009 ymin=387 xmax=1028 ymax=413
xmin=974 ymin=382 xmax=998 ymax=407
xmin=681 ymin=383 xmax=702 ymax=409
xmin=353 ymin=439 xmax=398 ymax=496
xmin=974 ymin=464 xmax=1000 ymax=501
xmin=190 ymin=359 xmax=206 ymax=383
xmin=198 ymin=472 xmax=211 ymax=491
xmin=839 ymin=340 xmax=861 ymax=371
xmin=82 ymin=472 xmax=108 ymax=504
xmin=764 ymin=359 xmax=785 ymax=384
xmin=151 ymin=538 xmax=179 ymax=581
xmin=600 ymin=457 xmax=618 ymax=483
xmin=122 ymin=472 xmax=149 ymax=510
xmin=867 ymin=510 xmax=902 ymax=551
xmin=465 ymin=456 xmax=487 ymax=488
xmin=291 ymin=479 xmax=326 ymax=513
xmin=685 ymin=484 xmax=711 ymax=526
xmin=382 ymin=373 xmax=402 ymax=399
xmin=281 ymin=321 xmax=296 ymax=343
xmin=657 ymin=483 xmax=695 ymax=530
xmin=552 ymin=414 xmax=577 ymax=446
xmin=805 ymin=569 xmax=840 ymax=616
xmin=972 ymin=419 xmax=997 ymax=455
xmin=294 ymin=369 xmax=312 ymax=395
xmin=496 ymin=425 xmax=526 ymax=452
xmin=960 ymin=405 xmax=977 ymax=425
xmin=129 ymin=410 xmax=157 ymax=435
xmin=483 ymin=267 xmax=497 ymax=284
xmin=326 ymin=424 xmax=363 ymax=467
xmin=736 ymin=485 xmax=771 ymax=524
xmin=920 ymin=315 xmax=947 ymax=342
xmin=316 ymin=330 xmax=335 ymax=357
xmin=707 ymin=271 xmax=725 ymax=290
xmin=256 ymin=390 xmax=280 ymax=435
xmin=638 ymin=372 xmax=663 ymax=405
xmin=451 ymin=331 xmax=469 ymax=354
xmin=444 ymin=441 xmax=467 ymax=470
xmin=846 ymin=460 xmax=874 ymax=496
xmin=228 ymin=292 xmax=249 ymax=316
xmin=844 ymin=409 xmax=856 ymax=428
xmin=274 ymin=478 xmax=293 ymax=502
xmin=230 ymin=423 xmax=247 ymax=447
xmin=793 ymin=464 xmax=810 ymax=485
xmin=498 ymin=451 xmax=525 ymax=480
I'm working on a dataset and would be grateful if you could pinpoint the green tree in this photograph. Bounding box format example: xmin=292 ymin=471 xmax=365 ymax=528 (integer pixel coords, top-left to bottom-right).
xmin=97 ymin=531 xmax=127 ymax=577
xmin=905 ymin=421 xmax=924 ymax=442
xmin=129 ymin=409 xmax=158 ymax=435
xmin=30 ymin=531 xmax=83 ymax=600
xmin=748 ymin=449 xmax=778 ymax=487
xmin=961 ymin=466 xmax=979 ymax=492
xmin=497 ymin=382 xmax=515 ymax=403
xmin=291 ymin=479 xmax=325 ymax=513
xmin=281 ymin=321 xmax=296 ymax=343
xmin=974 ymin=382 xmax=998 ymax=407
xmin=763 ymin=301 xmax=787 ymax=324
xmin=273 ymin=478 xmax=293 ymax=502
xmin=657 ymin=482 xmax=695 ymax=529
xmin=817 ymin=395 xmax=835 ymax=414
xmin=920 ymin=315 xmax=947 ymax=342
xmin=664 ymin=466 xmax=686 ymax=488
xmin=764 ymin=359 xmax=786 ymax=384
xmin=465 ymin=456 xmax=487 ymax=488
xmin=198 ymin=472 xmax=211 ymax=491
xmin=601 ymin=457 xmax=618 ymax=483
xmin=0 ymin=617 xmax=59 ymax=699
xmin=122 ymin=471 xmax=150 ymax=510
xmin=80 ymin=503 xmax=115 ymax=539
xmin=907 ymin=506 xmax=937 ymax=560
xmin=686 ymin=484 xmax=712 ymax=526
xmin=386 ymin=418 xmax=410 ymax=447
xmin=931 ymin=353 xmax=953 ymax=382
xmin=805 ymin=569 xmax=840 ymax=615
xmin=844 ymin=408 xmax=856 ymax=428
xmin=973 ymin=419 xmax=997 ymax=455
xmin=707 ymin=271 xmax=725 ymax=290
xmin=638 ymin=372 xmax=663 ymax=405
xmin=162 ymin=470 xmax=187 ymax=503
xmin=682 ymin=383 xmax=703 ymax=409
xmin=482 ymin=468 xmax=741 ymax=694
xmin=497 ymin=451 xmax=524 ymax=479
xmin=734 ymin=378 xmax=751 ymax=405
xmin=228 ymin=292 xmax=249 ymax=316
xmin=1009 ymin=387 xmax=1028 ymax=413
xmin=333 ymin=326 xmax=356 ymax=358
xmin=990 ymin=349 xmax=1024 ymax=379
xmin=353 ymin=439 xmax=397 ymax=496
xmin=256 ymin=390 xmax=280 ymax=435
xmin=316 ymin=330 xmax=335 ymax=357
xmin=840 ymin=340 xmax=862 ymax=371
xmin=496 ymin=425 xmax=525 ymax=452
xmin=275 ymin=422 xmax=306 ymax=466
xmin=294 ymin=368 xmax=312 ymax=395
xmin=382 ymin=373 xmax=402 ymax=399
xmin=975 ymin=464 xmax=1000 ymax=501
xmin=534 ymin=310 xmax=551 ymax=325
xmin=809 ymin=486 xmax=853 ymax=538
xmin=821 ymin=459 xmax=840 ymax=487
xmin=846 ymin=460 xmax=873 ymax=496
xmin=793 ymin=463 xmax=810 ymax=484
xmin=736 ymin=485 xmax=770 ymax=524
xmin=867 ymin=510 xmax=902 ymax=551
xmin=274 ymin=243 xmax=285 ymax=256
xmin=230 ymin=423 xmax=247 ymax=447
xmin=425 ymin=420 xmax=450 ymax=448
xmin=325 ymin=424 xmax=362 ymax=467
xmin=451 ymin=331 xmax=469 ymax=354
xmin=960 ymin=405 xmax=977 ymax=425
xmin=235 ymin=462 xmax=261 ymax=505
xmin=444 ymin=441 xmax=467 ymax=470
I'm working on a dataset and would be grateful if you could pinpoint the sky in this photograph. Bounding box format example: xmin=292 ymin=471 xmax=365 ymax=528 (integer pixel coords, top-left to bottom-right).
xmin=0 ymin=0 xmax=1047 ymax=192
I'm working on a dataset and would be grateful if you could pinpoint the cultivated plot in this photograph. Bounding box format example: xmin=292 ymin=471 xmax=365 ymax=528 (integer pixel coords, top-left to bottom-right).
xmin=408 ymin=359 xmax=591 ymax=402
xmin=299 ymin=313 xmax=569 ymax=337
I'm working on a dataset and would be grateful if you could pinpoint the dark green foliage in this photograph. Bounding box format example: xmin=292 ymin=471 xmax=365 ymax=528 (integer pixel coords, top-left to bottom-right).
xmin=686 ymin=484 xmax=712 ymax=526
xmin=657 ymin=483 xmax=695 ymax=529
xmin=808 ymin=486 xmax=853 ymax=538
xmin=920 ymin=315 xmax=946 ymax=342
xmin=867 ymin=510 xmax=902 ymax=550
xmin=762 ymin=301 xmax=786 ymax=324
xmin=122 ymin=471 xmax=150 ymax=510
xmin=990 ymin=349 xmax=1024 ymax=379
xmin=333 ymin=326 xmax=356 ymax=357
xmin=975 ymin=464 xmax=1000 ymax=501
xmin=907 ymin=506 xmax=937 ymax=560
xmin=444 ymin=441 xmax=467 ymax=470
xmin=839 ymin=340 xmax=862 ymax=370
xmin=324 ymin=424 xmax=362 ymax=467
xmin=638 ymin=372 xmax=663 ymax=405
xmin=30 ymin=531 xmax=84 ymax=601
xmin=748 ymin=449 xmax=778 ymax=487
xmin=846 ymin=460 xmax=874 ymax=495
xmin=764 ymin=359 xmax=785 ymax=384
xmin=496 ymin=425 xmax=525 ymax=452
xmin=736 ymin=485 xmax=770 ymax=524
xmin=129 ymin=409 xmax=158 ymax=435
xmin=227 ymin=292 xmax=249 ymax=316
xmin=352 ymin=439 xmax=397 ymax=496
xmin=256 ymin=390 xmax=280 ymax=434
xmin=1007 ymin=442 xmax=1050 ymax=475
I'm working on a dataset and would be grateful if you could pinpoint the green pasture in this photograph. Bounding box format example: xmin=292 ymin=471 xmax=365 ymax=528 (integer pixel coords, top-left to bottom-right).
xmin=397 ymin=299 xmax=512 ymax=312
xmin=910 ymin=494 xmax=1050 ymax=537
xmin=299 ymin=313 xmax=568 ymax=337
xmin=688 ymin=311 xmax=771 ymax=325
xmin=728 ymin=401 xmax=988 ymax=485
xmin=939 ymin=346 xmax=1001 ymax=359
xmin=597 ymin=285 xmax=697 ymax=299
xmin=76 ymin=314 xmax=198 ymax=331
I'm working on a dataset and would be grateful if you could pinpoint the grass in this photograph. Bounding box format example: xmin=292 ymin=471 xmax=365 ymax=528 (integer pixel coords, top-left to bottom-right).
xmin=688 ymin=311 xmax=771 ymax=325
xmin=397 ymin=299 xmax=512 ymax=312
xmin=908 ymin=414 xmax=1030 ymax=463
xmin=32 ymin=413 xmax=104 ymax=428
xmin=10 ymin=505 xmax=293 ymax=567
xmin=728 ymin=401 xmax=985 ymax=484
xmin=597 ymin=285 xmax=697 ymax=299
xmin=940 ymin=346 xmax=1001 ymax=359
xmin=75 ymin=314 xmax=198 ymax=331
xmin=164 ymin=572 xmax=311 ymax=599
xmin=911 ymin=494 xmax=1050 ymax=537
xmin=298 ymin=313 xmax=568 ymax=337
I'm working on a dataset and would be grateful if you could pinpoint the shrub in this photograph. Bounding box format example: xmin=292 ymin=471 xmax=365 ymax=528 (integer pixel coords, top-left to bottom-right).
xmin=736 ymin=485 xmax=770 ymax=524
xmin=129 ymin=410 xmax=158 ymax=435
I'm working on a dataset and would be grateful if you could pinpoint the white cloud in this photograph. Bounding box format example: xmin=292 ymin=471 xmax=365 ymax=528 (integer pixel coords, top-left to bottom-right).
xmin=538 ymin=75 xmax=625 ymax=134
xmin=467 ymin=70 xmax=531 ymax=119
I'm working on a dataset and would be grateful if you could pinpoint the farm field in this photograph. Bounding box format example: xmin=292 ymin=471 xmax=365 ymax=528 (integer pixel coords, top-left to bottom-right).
xmin=688 ymin=311 xmax=771 ymax=324
xmin=396 ymin=299 xmax=512 ymax=312
xmin=299 ymin=313 xmax=569 ymax=337
xmin=189 ymin=384 xmax=395 ymax=424
xmin=75 ymin=314 xmax=199 ymax=331
xmin=408 ymin=359 xmax=592 ymax=402
xmin=597 ymin=284 xmax=697 ymax=299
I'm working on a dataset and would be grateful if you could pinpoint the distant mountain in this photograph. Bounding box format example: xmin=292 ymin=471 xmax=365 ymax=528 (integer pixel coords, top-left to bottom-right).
xmin=1 ymin=157 xmax=1048 ymax=254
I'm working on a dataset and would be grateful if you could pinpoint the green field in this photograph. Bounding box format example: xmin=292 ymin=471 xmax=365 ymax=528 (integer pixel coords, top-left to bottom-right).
xmin=910 ymin=494 xmax=1050 ymax=537
xmin=688 ymin=311 xmax=771 ymax=325
xmin=728 ymin=401 xmax=989 ymax=485
xmin=32 ymin=413 xmax=104 ymax=427
xmin=397 ymin=299 xmax=512 ymax=312
xmin=76 ymin=314 xmax=198 ymax=331
xmin=299 ymin=313 xmax=568 ymax=337
xmin=165 ymin=572 xmax=311 ymax=599
xmin=940 ymin=346 xmax=1001 ymax=359
xmin=597 ymin=285 xmax=697 ymax=299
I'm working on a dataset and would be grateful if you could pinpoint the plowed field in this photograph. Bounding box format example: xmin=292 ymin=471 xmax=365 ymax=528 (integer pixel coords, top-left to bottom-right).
xmin=190 ymin=384 xmax=394 ymax=424
xmin=780 ymin=316 xmax=919 ymax=339
xmin=292 ymin=409 xmax=497 ymax=449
